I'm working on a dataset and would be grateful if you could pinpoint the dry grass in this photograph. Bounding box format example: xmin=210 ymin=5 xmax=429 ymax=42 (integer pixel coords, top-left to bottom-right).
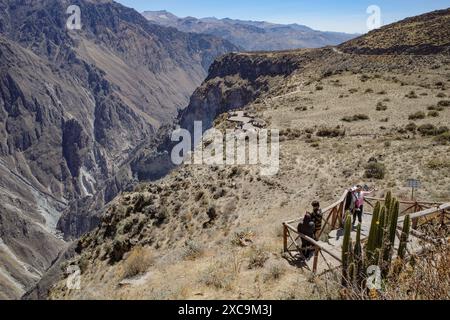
xmin=121 ymin=246 xmax=153 ymax=279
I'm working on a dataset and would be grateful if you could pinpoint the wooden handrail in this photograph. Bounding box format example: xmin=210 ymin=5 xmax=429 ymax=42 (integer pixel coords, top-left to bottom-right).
xmin=398 ymin=203 xmax=450 ymax=223
xmin=365 ymin=197 xmax=444 ymax=206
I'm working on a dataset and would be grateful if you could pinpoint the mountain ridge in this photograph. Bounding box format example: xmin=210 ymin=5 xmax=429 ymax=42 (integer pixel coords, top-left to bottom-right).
xmin=142 ymin=10 xmax=358 ymax=51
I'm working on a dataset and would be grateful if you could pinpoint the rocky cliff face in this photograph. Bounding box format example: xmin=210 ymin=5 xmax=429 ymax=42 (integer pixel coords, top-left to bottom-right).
xmin=0 ymin=0 xmax=236 ymax=299
xmin=179 ymin=51 xmax=313 ymax=133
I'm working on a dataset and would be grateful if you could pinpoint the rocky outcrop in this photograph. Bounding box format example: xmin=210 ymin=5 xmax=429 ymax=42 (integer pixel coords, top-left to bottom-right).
xmin=179 ymin=51 xmax=309 ymax=134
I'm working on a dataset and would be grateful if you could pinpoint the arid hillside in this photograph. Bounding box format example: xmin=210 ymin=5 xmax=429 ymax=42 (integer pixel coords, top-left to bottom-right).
xmin=43 ymin=9 xmax=450 ymax=300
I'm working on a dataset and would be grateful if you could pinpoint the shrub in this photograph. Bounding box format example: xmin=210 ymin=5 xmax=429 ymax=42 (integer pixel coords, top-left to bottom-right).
xmin=182 ymin=241 xmax=205 ymax=261
xmin=428 ymin=105 xmax=444 ymax=111
xmin=316 ymin=127 xmax=345 ymax=137
xmin=376 ymin=102 xmax=388 ymax=111
xmin=316 ymin=85 xmax=324 ymax=91
xmin=427 ymin=158 xmax=450 ymax=170
xmin=364 ymin=162 xmax=386 ymax=179
xmin=122 ymin=246 xmax=153 ymax=279
xmin=342 ymin=114 xmax=370 ymax=122
xmin=200 ymin=260 xmax=237 ymax=290
xmin=436 ymin=93 xmax=446 ymax=98
xmin=408 ymin=111 xmax=426 ymax=120
xmin=405 ymin=91 xmax=418 ymax=99
xmin=248 ymin=246 xmax=269 ymax=269
xmin=437 ymin=100 xmax=450 ymax=107
xmin=428 ymin=111 xmax=440 ymax=118
xmin=263 ymin=261 xmax=287 ymax=282
xmin=418 ymin=124 xmax=449 ymax=136
xmin=295 ymin=106 xmax=308 ymax=112
xmin=434 ymin=132 xmax=450 ymax=145
xmin=405 ymin=123 xmax=417 ymax=132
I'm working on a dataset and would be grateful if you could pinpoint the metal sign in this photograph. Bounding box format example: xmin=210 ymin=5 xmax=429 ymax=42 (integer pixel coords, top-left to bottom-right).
xmin=407 ymin=179 xmax=421 ymax=189
xmin=407 ymin=179 xmax=421 ymax=200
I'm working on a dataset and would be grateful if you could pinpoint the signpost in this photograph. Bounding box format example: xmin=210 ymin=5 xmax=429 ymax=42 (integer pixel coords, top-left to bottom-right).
xmin=407 ymin=179 xmax=421 ymax=200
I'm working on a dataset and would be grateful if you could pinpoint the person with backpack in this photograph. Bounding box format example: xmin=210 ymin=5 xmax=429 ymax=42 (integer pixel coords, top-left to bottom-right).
xmin=297 ymin=212 xmax=315 ymax=259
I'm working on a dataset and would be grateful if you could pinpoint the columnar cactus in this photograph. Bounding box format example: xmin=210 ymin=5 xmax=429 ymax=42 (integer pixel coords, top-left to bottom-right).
xmin=340 ymin=194 xmax=413 ymax=293
xmin=342 ymin=213 xmax=353 ymax=286
xmin=366 ymin=202 xmax=380 ymax=266
xmin=381 ymin=199 xmax=400 ymax=275
xmin=353 ymin=223 xmax=363 ymax=285
xmin=398 ymin=215 xmax=411 ymax=260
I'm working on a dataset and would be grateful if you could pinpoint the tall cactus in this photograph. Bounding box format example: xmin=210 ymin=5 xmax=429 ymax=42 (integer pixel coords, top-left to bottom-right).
xmin=385 ymin=191 xmax=392 ymax=213
xmin=375 ymin=206 xmax=386 ymax=264
xmin=381 ymin=199 xmax=400 ymax=275
xmin=398 ymin=215 xmax=411 ymax=260
xmin=353 ymin=223 xmax=363 ymax=285
xmin=342 ymin=213 xmax=353 ymax=286
xmin=366 ymin=202 xmax=381 ymax=266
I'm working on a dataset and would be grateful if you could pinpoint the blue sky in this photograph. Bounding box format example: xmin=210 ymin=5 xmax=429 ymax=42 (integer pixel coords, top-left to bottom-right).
xmin=116 ymin=0 xmax=449 ymax=33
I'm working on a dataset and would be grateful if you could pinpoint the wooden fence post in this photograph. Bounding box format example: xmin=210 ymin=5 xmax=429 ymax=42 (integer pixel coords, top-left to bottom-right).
xmin=312 ymin=247 xmax=320 ymax=273
xmin=283 ymin=224 xmax=288 ymax=253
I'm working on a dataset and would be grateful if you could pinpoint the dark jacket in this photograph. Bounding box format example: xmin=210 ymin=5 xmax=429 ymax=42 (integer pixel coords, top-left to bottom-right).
xmin=298 ymin=213 xmax=315 ymax=238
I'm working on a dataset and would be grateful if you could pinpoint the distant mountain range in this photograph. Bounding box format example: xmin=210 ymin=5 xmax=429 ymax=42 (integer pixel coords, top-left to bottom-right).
xmin=142 ymin=10 xmax=359 ymax=51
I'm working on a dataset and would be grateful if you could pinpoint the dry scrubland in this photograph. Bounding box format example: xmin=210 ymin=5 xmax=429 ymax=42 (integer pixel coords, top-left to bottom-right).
xmin=47 ymin=47 xmax=450 ymax=300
